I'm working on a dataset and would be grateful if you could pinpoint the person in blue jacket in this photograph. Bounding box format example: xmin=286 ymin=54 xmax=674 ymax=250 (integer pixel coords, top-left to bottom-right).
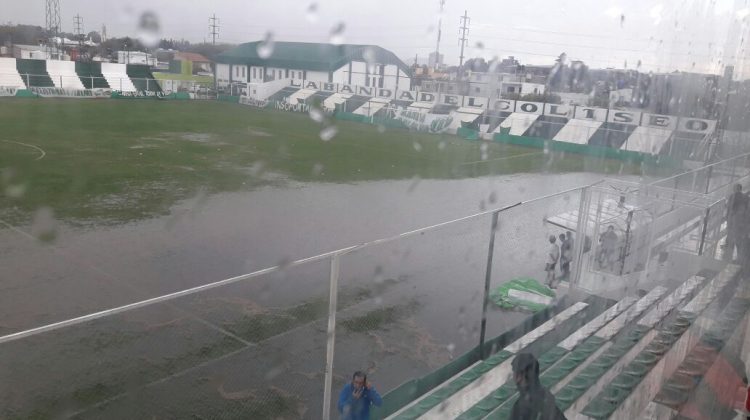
xmin=338 ymin=371 xmax=382 ymax=420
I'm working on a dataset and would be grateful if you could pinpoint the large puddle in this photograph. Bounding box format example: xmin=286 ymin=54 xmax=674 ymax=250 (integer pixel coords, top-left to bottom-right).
xmin=0 ymin=171 xmax=631 ymax=418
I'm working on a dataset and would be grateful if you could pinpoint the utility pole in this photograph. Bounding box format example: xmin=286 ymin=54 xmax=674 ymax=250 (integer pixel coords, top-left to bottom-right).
xmin=74 ymin=14 xmax=83 ymax=47
xmin=458 ymin=10 xmax=470 ymax=69
xmin=434 ymin=0 xmax=445 ymax=71
xmin=209 ymin=14 xmax=220 ymax=45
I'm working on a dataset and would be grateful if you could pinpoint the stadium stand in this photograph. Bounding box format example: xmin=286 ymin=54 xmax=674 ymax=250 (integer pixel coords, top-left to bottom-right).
xmin=552 ymin=119 xmax=603 ymax=144
xmin=0 ymin=58 xmax=26 ymax=89
xmin=622 ymin=126 xmax=673 ymax=154
xmin=126 ymin=64 xmax=161 ymax=93
xmin=75 ymin=62 xmax=110 ymax=89
xmin=286 ymin=88 xmax=317 ymax=104
xmin=267 ymin=86 xmax=300 ymax=103
xmin=378 ymin=263 xmax=742 ymax=419
xmin=352 ymin=97 xmax=391 ymax=117
xmin=46 ymin=60 xmax=85 ymax=90
xmin=101 ymin=63 xmax=137 ymax=92
xmin=16 ymin=59 xmax=54 ymax=87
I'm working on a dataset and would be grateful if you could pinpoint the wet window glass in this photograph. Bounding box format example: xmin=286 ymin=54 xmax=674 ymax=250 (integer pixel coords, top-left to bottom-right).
xmin=1 ymin=1 xmax=750 ymax=419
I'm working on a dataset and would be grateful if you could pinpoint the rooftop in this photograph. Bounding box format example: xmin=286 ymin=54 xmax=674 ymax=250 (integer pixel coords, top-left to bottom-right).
xmin=216 ymin=41 xmax=411 ymax=76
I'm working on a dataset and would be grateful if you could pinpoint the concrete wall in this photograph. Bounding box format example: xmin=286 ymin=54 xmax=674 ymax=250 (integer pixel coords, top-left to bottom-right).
xmin=216 ymin=63 xmax=230 ymax=85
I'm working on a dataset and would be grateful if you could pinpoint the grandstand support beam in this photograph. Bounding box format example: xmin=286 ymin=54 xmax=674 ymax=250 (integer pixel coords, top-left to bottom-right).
xmin=479 ymin=210 xmax=500 ymax=360
xmin=322 ymin=253 xmax=341 ymax=420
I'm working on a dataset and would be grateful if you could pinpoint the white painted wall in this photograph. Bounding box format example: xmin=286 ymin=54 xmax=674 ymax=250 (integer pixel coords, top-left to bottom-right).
xmin=216 ymin=63 xmax=230 ymax=85
xmin=247 ymin=78 xmax=292 ymax=100
xmin=231 ymin=64 xmax=247 ymax=82
xmin=305 ymin=70 xmax=329 ymax=83
xmin=521 ymin=82 xmax=546 ymax=95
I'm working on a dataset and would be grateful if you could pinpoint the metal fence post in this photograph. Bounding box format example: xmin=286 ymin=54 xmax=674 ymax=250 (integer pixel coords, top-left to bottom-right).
xmin=59 ymin=75 xmax=63 ymax=88
xmin=119 ymin=77 xmax=122 ymax=92
xmin=146 ymin=78 xmax=149 ymax=92
xmin=690 ymin=171 xmax=698 ymax=193
xmin=90 ymin=76 xmax=94 ymax=88
xmin=698 ymin=207 xmax=711 ymax=256
xmin=619 ymin=210 xmax=634 ymax=276
xmin=322 ymin=253 xmax=341 ymax=420
xmin=479 ymin=210 xmax=500 ymax=360
xmin=704 ymin=165 xmax=714 ymax=195
xmin=25 ymin=73 xmax=30 ymax=87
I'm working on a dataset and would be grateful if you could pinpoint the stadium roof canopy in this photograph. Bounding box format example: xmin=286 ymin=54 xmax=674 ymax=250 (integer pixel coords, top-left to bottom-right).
xmin=216 ymin=41 xmax=411 ymax=76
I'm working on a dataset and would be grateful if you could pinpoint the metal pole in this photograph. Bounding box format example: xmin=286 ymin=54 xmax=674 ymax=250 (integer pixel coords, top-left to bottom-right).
xmin=59 ymin=75 xmax=62 ymax=88
xmin=90 ymin=76 xmax=94 ymax=88
xmin=479 ymin=210 xmax=499 ymax=360
xmin=690 ymin=171 xmax=698 ymax=193
xmin=619 ymin=210 xmax=634 ymax=276
xmin=704 ymin=165 xmax=714 ymax=195
xmin=25 ymin=73 xmax=30 ymax=87
xmin=322 ymin=253 xmax=341 ymax=420
xmin=570 ymin=187 xmax=590 ymax=288
xmin=119 ymin=77 xmax=122 ymax=92
xmin=698 ymin=207 xmax=711 ymax=256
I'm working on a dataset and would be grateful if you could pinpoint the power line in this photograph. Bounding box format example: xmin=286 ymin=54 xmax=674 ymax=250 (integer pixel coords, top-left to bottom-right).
xmin=458 ymin=10 xmax=469 ymax=69
xmin=209 ymin=13 xmax=220 ymax=45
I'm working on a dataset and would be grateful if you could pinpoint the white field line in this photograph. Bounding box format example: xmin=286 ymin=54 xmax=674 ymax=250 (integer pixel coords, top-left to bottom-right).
xmin=2 ymin=139 xmax=46 ymax=160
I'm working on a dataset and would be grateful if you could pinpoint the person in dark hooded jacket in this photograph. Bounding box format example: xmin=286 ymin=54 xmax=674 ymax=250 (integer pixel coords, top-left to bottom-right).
xmin=510 ymin=353 xmax=566 ymax=420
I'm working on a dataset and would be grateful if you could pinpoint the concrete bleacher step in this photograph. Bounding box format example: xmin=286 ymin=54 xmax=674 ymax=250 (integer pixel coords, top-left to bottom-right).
xmin=452 ymin=296 xmax=641 ymax=420
xmin=126 ymin=64 xmax=161 ymax=93
xmin=0 ymin=57 xmax=26 ymax=89
xmin=644 ymin=283 xmax=750 ymax=419
xmin=75 ymin=62 xmax=109 ymax=89
xmin=386 ymin=301 xmax=599 ymax=420
xmin=560 ymin=264 xmax=739 ymax=419
xmin=481 ymin=282 xmax=679 ymax=420
xmin=266 ymin=86 xmax=299 ymax=103
xmin=46 ymin=60 xmax=85 ymax=90
xmin=16 ymin=58 xmax=54 ymax=88
xmin=101 ymin=63 xmax=137 ymax=92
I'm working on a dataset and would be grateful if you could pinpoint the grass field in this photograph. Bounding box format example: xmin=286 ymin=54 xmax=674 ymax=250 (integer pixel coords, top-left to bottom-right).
xmin=0 ymin=98 xmax=642 ymax=226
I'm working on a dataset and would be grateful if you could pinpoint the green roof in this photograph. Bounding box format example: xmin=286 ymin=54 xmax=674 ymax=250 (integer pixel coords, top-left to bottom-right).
xmin=216 ymin=41 xmax=411 ymax=76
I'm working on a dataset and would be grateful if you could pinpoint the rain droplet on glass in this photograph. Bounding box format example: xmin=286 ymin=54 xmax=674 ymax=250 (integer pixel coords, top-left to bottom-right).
xmin=320 ymin=125 xmax=338 ymax=141
xmin=329 ymin=22 xmax=346 ymax=45
xmin=257 ymin=32 xmax=275 ymax=59
xmin=136 ymin=11 xmax=161 ymax=48
xmin=309 ymin=106 xmax=325 ymax=123
xmin=305 ymin=3 xmax=318 ymax=23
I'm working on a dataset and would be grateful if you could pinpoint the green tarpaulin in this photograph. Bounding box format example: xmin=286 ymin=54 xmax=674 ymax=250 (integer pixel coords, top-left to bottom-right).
xmin=489 ymin=278 xmax=556 ymax=312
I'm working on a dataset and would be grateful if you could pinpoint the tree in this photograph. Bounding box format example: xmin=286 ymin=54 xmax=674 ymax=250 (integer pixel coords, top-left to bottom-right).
xmin=86 ymin=31 xmax=101 ymax=43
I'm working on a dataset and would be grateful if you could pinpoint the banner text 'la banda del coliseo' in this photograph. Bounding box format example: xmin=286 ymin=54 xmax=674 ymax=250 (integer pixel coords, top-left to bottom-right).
xmin=286 ymin=79 xmax=715 ymax=134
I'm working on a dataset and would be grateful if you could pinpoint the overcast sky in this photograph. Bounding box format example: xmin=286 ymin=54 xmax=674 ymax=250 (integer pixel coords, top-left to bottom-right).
xmin=5 ymin=0 xmax=747 ymax=74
